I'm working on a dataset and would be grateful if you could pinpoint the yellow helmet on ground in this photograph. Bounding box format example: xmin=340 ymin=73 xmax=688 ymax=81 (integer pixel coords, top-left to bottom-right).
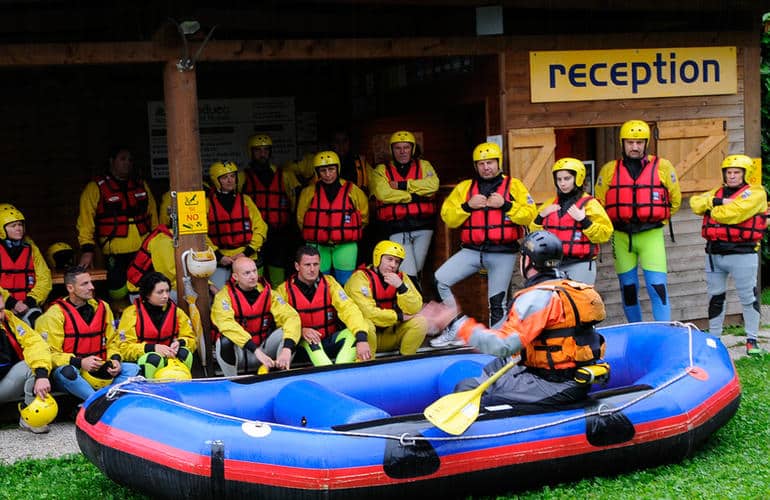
xmin=209 ymin=161 xmax=239 ymax=191
xmin=372 ymin=240 xmax=406 ymax=267
xmin=19 ymin=394 xmax=58 ymax=428
xmin=81 ymin=368 xmax=113 ymax=390
xmin=248 ymin=134 xmax=273 ymax=150
xmin=0 ymin=204 xmax=25 ymax=239
xmin=389 ymin=131 xmax=415 ymax=149
xmin=45 ymin=242 xmax=75 ymax=270
xmin=720 ymin=154 xmax=759 ymax=185
xmin=153 ymin=358 xmax=192 ymax=381
xmin=619 ymin=120 xmax=650 ymax=145
xmin=312 ymin=151 xmax=340 ymax=169
xmin=552 ymin=158 xmax=587 ymax=187
xmin=472 ymin=142 xmax=502 ymax=164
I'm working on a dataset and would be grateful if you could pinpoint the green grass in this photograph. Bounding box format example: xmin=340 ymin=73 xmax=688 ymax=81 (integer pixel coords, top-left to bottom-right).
xmin=1 ymin=355 xmax=768 ymax=500
xmin=762 ymin=287 xmax=770 ymax=305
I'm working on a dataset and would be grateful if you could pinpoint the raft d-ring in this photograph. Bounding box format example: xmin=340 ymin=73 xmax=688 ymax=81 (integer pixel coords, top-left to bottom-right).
xmin=596 ymin=403 xmax=612 ymax=416
xmin=399 ymin=433 xmax=416 ymax=447
xmin=242 ymin=421 xmax=272 ymax=438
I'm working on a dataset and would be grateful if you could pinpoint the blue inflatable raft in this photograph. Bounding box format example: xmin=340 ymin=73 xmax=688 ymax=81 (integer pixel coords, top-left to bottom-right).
xmin=76 ymin=322 xmax=740 ymax=499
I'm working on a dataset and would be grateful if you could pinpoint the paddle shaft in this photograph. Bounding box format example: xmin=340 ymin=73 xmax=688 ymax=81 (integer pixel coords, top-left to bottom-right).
xmin=476 ymin=359 xmax=516 ymax=394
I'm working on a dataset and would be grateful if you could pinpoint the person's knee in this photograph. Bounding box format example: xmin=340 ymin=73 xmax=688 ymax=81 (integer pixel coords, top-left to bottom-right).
xmin=59 ymin=365 xmax=78 ymax=381
xmin=489 ymin=291 xmax=506 ymax=327
xmin=622 ymin=284 xmax=638 ymax=306
xmin=218 ymin=338 xmax=237 ymax=365
xmin=709 ymin=293 xmax=726 ymax=319
xmin=651 ymin=284 xmax=668 ymax=305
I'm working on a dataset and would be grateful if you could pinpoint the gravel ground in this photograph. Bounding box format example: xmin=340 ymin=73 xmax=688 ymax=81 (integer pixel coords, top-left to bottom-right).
xmin=1 ymin=329 xmax=767 ymax=465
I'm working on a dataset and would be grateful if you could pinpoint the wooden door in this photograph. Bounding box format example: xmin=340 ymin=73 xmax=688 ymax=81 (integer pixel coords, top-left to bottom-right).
xmin=507 ymin=127 xmax=555 ymax=203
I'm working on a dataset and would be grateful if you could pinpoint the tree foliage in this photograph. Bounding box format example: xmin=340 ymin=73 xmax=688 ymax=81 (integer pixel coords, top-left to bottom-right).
xmin=761 ymin=13 xmax=770 ymax=263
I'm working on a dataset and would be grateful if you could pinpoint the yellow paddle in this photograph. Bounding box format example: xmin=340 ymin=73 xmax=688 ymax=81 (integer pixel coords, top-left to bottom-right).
xmin=424 ymin=359 xmax=517 ymax=435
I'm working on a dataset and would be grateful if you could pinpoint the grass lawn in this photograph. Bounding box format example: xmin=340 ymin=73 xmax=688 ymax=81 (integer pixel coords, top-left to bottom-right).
xmin=1 ymin=354 xmax=767 ymax=500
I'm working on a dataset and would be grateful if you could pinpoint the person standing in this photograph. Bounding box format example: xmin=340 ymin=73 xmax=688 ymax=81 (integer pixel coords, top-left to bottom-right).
xmin=370 ymin=131 xmax=439 ymax=288
xmin=296 ymin=151 xmax=369 ymax=285
xmin=330 ymin=128 xmax=372 ymax=193
xmin=532 ymin=158 xmax=613 ymax=285
xmin=76 ymin=146 xmax=158 ymax=306
xmin=35 ymin=266 xmax=140 ymax=401
xmin=241 ymin=134 xmax=301 ymax=286
xmin=690 ymin=154 xmax=767 ymax=355
xmin=431 ymin=142 xmax=536 ymax=347
xmin=206 ymin=161 xmax=268 ymax=291
xmin=595 ymin=120 xmax=681 ymax=322
xmin=276 ymin=246 xmax=373 ymax=365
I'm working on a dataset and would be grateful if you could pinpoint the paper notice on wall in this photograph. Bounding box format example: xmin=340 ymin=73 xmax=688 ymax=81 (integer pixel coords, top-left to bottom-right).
xmin=148 ymin=97 xmax=296 ymax=179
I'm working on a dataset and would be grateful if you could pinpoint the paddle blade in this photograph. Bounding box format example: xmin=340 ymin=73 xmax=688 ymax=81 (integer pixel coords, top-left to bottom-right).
xmin=423 ymin=389 xmax=482 ymax=435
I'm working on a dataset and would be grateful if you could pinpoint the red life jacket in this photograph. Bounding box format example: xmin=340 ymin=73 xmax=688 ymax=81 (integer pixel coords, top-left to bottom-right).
xmin=213 ymin=281 xmax=275 ymax=345
xmin=242 ymin=168 xmax=291 ymax=229
xmin=94 ymin=175 xmax=152 ymax=240
xmin=375 ymin=160 xmax=436 ymax=222
xmin=603 ymin=156 xmax=671 ymax=225
xmin=126 ymin=225 xmax=173 ymax=287
xmin=1 ymin=319 xmax=24 ymax=361
xmin=302 ymin=182 xmax=363 ymax=244
xmin=55 ymin=299 xmax=108 ymax=359
xmin=134 ymin=299 xmax=179 ymax=346
xmin=701 ymin=185 xmax=767 ymax=243
xmin=0 ymin=244 xmax=35 ymax=302
xmin=541 ymin=196 xmax=600 ymax=260
xmin=285 ymin=276 xmax=339 ymax=339
xmin=207 ymin=192 xmax=254 ymax=249
xmin=459 ymin=176 xmax=524 ymax=246
xmin=362 ymin=267 xmax=399 ymax=311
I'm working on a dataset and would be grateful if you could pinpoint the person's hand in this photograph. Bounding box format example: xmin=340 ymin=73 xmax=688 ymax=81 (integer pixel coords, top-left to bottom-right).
xmin=382 ymin=272 xmax=403 ymax=289
xmin=567 ymin=204 xmax=586 ymax=222
xmin=356 ymin=341 xmax=372 ymax=362
xmin=301 ymin=327 xmax=322 ymax=344
xmin=467 ymin=194 xmax=487 ymax=209
xmin=721 ymin=198 xmax=733 ymax=205
xmin=220 ymin=255 xmax=234 ymax=267
xmin=402 ymin=313 xmax=414 ymax=321
xmin=81 ymin=355 xmax=103 ymax=372
xmin=389 ymin=180 xmax=400 ymax=190
xmin=275 ymin=347 xmax=292 ymax=370
xmin=255 ymin=348 xmax=275 ymax=369
xmin=33 ymin=378 xmax=51 ymax=400
xmin=539 ymin=204 xmax=559 ymax=218
xmin=12 ymin=301 xmax=29 ymax=315
xmin=208 ymin=283 xmax=220 ymax=296
xmin=486 ymin=192 xmax=505 ymax=208
xmin=154 ymin=344 xmax=176 ymax=358
xmin=420 ymin=301 xmax=459 ymax=332
xmin=107 ymin=360 xmax=122 ymax=377
xmin=79 ymin=251 xmax=94 ymax=269
xmin=169 ymin=340 xmax=180 ymax=356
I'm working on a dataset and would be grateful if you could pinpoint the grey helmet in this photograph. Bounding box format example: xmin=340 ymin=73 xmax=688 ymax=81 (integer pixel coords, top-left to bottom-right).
xmin=521 ymin=231 xmax=563 ymax=271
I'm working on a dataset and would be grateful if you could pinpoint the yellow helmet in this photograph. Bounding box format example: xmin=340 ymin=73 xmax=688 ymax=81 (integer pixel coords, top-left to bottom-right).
xmin=552 ymin=158 xmax=587 ymax=187
xmin=247 ymin=134 xmax=273 ymax=150
xmin=81 ymin=368 xmax=113 ymax=390
xmin=721 ymin=154 xmax=759 ymax=185
xmin=619 ymin=120 xmax=650 ymax=145
xmin=19 ymin=394 xmax=58 ymax=428
xmin=312 ymin=151 xmax=340 ymax=170
xmin=372 ymin=240 xmax=406 ymax=267
xmin=389 ymin=131 xmax=415 ymax=149
xmin=153 ymin=358 xmax=192 ymax=381
xmin=45 ymin=242 xmax=75 ymax=270
xmin=209 ymin=161 xmax=239 ymax=191
xmin=472 ymin=142 xmax=502 ymax=164
xmin=0 ymin=204 xmax=25 ymax=240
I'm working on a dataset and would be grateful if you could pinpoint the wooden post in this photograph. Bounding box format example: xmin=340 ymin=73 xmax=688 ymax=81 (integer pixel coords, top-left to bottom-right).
xmin=162 ymin=61 xmax=213 ymax=373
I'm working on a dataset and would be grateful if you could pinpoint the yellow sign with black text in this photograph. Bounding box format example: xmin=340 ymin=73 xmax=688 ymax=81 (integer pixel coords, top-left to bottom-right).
xmin=176 ymin=190 xmax=208 ymax=235
xmin=529 ymin=47 xmax=736 ymax=103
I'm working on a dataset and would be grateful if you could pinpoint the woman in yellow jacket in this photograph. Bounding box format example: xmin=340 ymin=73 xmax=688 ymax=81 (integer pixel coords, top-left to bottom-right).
xmin=531 ymin=158 xmax=613 ymax=284
xmin=118 ymin=272 xmax=197 ymax=379
xmin=296 ymin=151 xmax=369 ymax=285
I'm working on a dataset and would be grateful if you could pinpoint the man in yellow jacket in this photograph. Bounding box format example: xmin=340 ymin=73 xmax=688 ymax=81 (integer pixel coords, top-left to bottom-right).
xmin=0 ymin=292 xmax=54 ymax=433
xmin=432 ymin=142 xmax=537 ymax=347
xmin=345 ymin=240 xmax=427 ymax=355
xmin=276 ymin=246 xmax=374 ymax=365
xmin=211 ymin=257 xmax=301 ymax=376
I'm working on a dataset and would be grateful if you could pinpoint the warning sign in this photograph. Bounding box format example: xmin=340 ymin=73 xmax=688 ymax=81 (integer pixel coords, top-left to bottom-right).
xmin=176 ymin=191 xmax=208 ymax=235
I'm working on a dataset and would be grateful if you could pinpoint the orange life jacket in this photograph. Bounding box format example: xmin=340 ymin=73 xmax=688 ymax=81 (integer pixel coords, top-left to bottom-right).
xmin=242 ymin=168 xmax=291 ymax=229
xmin=362 ymin=267 xmax=399 ymax=311
xmin=284 ymin=276 xmax=339 ymax=339
xmin=459 ymin=176 xmax=523 ymax=246
xmin=134 ymin=299 xmax=179 ymax=346
xmin=541 ymin=196 xmax=599 ymax=260
xmin=126 ymin=225 xmax=173 ymax=287
xmin=604 ymin=156 xmax=671 ymax=225
xmin=701 ymin=185 xmax=767 ymax=243
xmin=302 ymin=182 xmax=363 ymax=244
xmin=213 ymin=281 xmax=275 ymax=345
xmin=0 ymin=244 xmax=35 ymax=302
xmin=94 ymin=175 xmax=152 ymax=241
xmin=375 ymin=160 xmax=436 ymax=222
xmin=207 ymin=192 xmax=254 ymax=249
xmin=55 ymin=299 xmax=108 ymax=359
xmin=518 ymin=279 xmax=606 ymax=371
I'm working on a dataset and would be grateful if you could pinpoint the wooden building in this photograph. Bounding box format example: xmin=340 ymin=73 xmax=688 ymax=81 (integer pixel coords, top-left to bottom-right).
xmin=0 ymin=1 xmax=768 ymax=330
